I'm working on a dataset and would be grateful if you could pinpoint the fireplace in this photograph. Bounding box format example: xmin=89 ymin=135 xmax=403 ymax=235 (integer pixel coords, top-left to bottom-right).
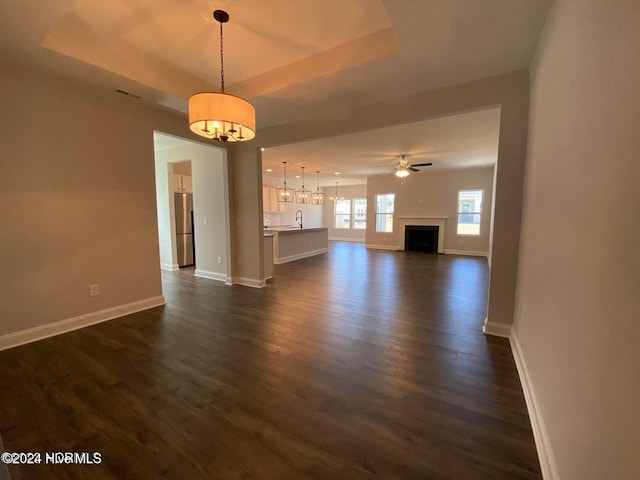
xmin=405 ymin=225 xmax=439 ymax=253
xmin=398 ymin=216 xmax=447 ymax=253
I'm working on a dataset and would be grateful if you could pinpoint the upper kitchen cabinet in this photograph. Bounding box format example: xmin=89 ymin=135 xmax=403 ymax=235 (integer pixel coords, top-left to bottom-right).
xmin=262 ymin=186 xmax=280 ymax=212
xmin=173 ymin=174 xmax=193 ymax=193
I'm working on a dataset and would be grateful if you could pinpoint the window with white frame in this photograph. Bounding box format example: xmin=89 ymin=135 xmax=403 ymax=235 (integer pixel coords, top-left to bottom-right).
xmin=457 ymin=190 xmax=483 ymax=235
xmin=353 ymin=198 xmax=367 ymax=229
xmin=375 ymin=193 xmax=395 ymax=232
xmin=334 ymin=198 xmax=367 ymax=229
xmin=334 ymin=199 xmax=351 ymax=229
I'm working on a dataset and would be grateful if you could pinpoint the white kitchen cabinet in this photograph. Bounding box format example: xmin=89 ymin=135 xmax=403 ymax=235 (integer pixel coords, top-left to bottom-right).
xmin=269 ymin=188 xmax=280 ymax=211
xmin=181 ymin=175 xmax=192 ymax=193
xmin=262 ymin=186 xmax=280 ymax=212
xmin=173 ymin=174 xmax=193 ymax=193
xmin=263 ymin=234 xmax=274 ymax=279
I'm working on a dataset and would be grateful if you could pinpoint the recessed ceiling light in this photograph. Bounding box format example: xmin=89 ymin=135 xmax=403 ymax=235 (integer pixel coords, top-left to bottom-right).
xmin=266 ymin=168 xmax=272 ymax=172
xmin=260 ymin=147 xmax=265 ymax=151
xmin=334 ymin=172 xmax=340 ymax=175
xmin=295 ymin=175 xmax=300 ymax=178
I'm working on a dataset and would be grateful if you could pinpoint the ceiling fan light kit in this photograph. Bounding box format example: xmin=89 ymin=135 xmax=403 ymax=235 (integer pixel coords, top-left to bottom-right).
xmin=188 ymin=10 xmax=256 ymax=142
xmin=392 ymin=155 xmax=433 ymax=182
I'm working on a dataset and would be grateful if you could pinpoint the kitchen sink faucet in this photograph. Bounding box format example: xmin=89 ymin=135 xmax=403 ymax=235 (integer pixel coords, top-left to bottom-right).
xmin=296 ymin=210 xmax=303 ymax=229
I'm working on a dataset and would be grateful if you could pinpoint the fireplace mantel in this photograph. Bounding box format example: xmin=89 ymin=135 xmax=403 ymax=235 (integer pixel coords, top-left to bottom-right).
xmin=398 ymin=217 xmax=447 ymax=253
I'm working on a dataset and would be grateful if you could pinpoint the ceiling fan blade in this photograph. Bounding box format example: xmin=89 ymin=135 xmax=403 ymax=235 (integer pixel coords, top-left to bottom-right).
xmin=410 ymin=162 xmax=433 ymax=167
xmin=407 ymin=167 xmax=419 ymax=172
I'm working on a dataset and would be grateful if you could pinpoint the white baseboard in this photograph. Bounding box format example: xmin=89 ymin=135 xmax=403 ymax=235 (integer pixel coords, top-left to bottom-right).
xmin=0 ymin=295 xmax=166 ymax=351
xmin=161 ymin=263 xmax=179 ymax=271
xmin=365 ymin=244 xmax=398 ymax=251
xmin=444 ymin=249 xmax=489 ymax=258
xmin=194 ymin=269 xmax=227 ymax=282
xmin=328 ymin=237 xmax=364 ymax=243
xmin=273 ymin=247 xmax=328 ymax=265
xmin=233 ymin=277 xmax=266 ymax=288
xmin=510 ymin=333 xmax=560 ymax=480
xmin=482 ymin=318 xmax=512 ymax=338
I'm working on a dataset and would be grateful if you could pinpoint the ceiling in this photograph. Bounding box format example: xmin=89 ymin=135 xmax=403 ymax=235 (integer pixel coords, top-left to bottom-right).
xmin=262 ymin=107 xmax=501 ymax=186
xmin=1 ymin=0 xmax=552 ymax=183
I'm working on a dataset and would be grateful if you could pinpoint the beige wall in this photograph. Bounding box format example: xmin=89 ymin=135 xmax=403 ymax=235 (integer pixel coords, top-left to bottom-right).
xmin=514 ymin=1 xmax=640 ymax=478
xmin=0 ymin=63 xmax=164 ymax=336
xmin=229 ymin=143 xmax=264 ymax=287
xmin=323 ymin=184 xmax=367 ymax=242
xmin=366 ymin=168 xmax=494 ymax=255
xmin=0 ymin=60 xmax=233 ymax=341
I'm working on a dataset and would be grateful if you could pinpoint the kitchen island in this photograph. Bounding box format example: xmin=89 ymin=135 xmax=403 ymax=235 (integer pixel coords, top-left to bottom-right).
xmin=264 ymin=227 xmax=329 ymax=264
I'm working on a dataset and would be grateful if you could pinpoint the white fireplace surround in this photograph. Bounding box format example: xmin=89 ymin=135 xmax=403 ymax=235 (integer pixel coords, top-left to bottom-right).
xmin=398 ymin=216 xmax=447 ymax=253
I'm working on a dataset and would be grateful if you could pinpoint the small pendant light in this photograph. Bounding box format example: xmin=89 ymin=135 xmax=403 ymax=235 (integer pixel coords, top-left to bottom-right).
xmin=311 ymin=170 xmax=324 ymax=205
xmin=276 ymin=161 xmax=294 ymax=203
xmin=296 ymin=167 xmax=311 ymax=204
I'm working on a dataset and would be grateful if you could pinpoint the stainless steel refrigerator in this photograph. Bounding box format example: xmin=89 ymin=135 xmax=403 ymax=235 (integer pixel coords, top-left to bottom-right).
xmin=175 ymin=193 xmax=195 ymax=267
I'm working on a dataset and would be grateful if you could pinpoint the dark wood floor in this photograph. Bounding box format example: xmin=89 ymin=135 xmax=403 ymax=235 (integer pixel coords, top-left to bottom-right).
xmin=0 ymin=242 xmax=541 ymax=479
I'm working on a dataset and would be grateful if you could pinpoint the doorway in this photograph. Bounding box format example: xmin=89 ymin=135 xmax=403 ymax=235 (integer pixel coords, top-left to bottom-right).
xmin=153 ymin=131 xmax=231 ymax=284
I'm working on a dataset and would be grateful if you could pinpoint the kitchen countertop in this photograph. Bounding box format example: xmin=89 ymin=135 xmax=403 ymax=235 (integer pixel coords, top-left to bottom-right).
xmin=264 ymin=226 xmax=328 ymax=234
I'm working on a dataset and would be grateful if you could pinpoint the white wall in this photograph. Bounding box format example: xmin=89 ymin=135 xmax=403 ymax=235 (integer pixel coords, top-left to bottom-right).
xmin=154 ymin=159 xmax=178 ymax=270
xmin=154 ymin=141 xmax=229 ymax=282
xmin=365 ymin=168 xmax=494 ymax=255
xmin=263 ymin=201 xmax=323 ymax=229
xmin=322 ymin=184 xmax=367 ymax=242
xmin=262 ymin=176 xmax=323 ymax=228
xmin=514 ymin=1 xmax=640 ymax=479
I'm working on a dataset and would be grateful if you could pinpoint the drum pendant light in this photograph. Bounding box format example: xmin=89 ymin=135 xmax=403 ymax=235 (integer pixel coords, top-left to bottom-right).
xmin=188 ymin=10 xmax=256 ymax=142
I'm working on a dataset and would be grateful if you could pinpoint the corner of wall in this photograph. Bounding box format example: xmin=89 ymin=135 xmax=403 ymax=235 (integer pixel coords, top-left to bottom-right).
xmin=510 ymin=330 xmax=561 ymax=480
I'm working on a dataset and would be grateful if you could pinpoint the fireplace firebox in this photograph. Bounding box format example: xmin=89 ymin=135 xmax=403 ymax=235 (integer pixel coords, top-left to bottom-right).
xmin=405 ymin=225 xmax=439 ymax=253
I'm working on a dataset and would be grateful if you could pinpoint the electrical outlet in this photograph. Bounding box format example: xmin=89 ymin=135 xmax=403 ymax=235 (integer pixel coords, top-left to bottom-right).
xmin=217 ymin=256 xmax=222 ymax=264
xmin=89 ymin=284 xmax=99 ymax=297
xmin=203 ymin=217 xmax=208 ymax=225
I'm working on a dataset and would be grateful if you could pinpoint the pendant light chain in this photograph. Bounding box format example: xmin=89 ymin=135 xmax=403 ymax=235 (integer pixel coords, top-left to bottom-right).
xmin=219 ymin=20 xmax=225 ymax=93
xmin=188 ymin=10 xmax=256 ymax=143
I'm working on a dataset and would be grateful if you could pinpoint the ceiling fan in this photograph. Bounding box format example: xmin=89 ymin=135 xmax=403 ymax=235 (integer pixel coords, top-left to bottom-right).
xmin=392 ymin=155 xmax=432 ymax=178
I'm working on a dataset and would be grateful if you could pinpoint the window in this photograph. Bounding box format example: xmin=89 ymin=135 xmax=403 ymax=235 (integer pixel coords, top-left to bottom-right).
xmin=376 ymin=194 xmax=395 ymax=232
xmin=353 ymin=198 xmax=367 ymax=229
xmin=457 ymin=190 xmax=483 ymax=235
xmin=334 ymin=199 xmax=351 ymax=229
xmin=334 ymin=198 xmax=367 ymax=229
